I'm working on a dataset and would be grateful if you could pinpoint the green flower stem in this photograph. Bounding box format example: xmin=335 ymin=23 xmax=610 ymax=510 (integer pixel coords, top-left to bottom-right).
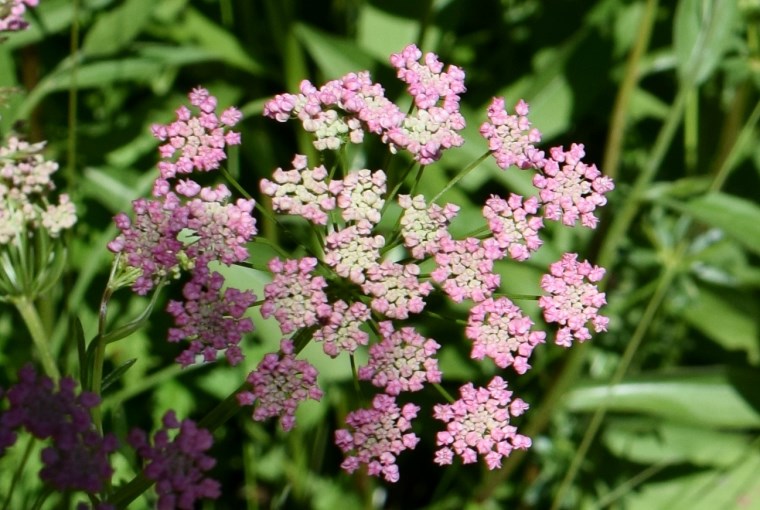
xmin=431 ymin=151 xmax=489 ymax=204
xmin=601 ymin=0 xmax=659 ymax=181
xmin=597 ymin=86 xmax=687 ymax=271
xmin=13 ymin=297 xmax=60 ymax=381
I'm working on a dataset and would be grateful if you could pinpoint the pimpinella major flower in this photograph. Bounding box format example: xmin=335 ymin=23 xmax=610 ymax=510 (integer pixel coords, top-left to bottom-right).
xmin=0 ymin=365 xmax=117 ymax=493
xmin=335 ymin=394 xmax=420 ymax=483
xmin=128 ymin=411 xmax=220 ymax=510
xmin=434 ymin=376 xmax=531 ymax=470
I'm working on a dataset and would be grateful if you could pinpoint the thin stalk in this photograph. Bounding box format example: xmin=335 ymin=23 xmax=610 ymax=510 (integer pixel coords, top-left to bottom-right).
xmin=1 ymin=435 xmax=36 ymax=510
xmin=13 ymin=297 xmax=60 ymax=380
xmin=594 ymin=460 xmax=669 ymax=508
xmin=597 ymin=87 xmax=687 ymax=270
xmin=431 ymin=151 xmax=489 ymax=204
xmin=601 ymin=0 xmax=659 ymax=181
xmin=66 ymin=0 xmax=80 ymax=188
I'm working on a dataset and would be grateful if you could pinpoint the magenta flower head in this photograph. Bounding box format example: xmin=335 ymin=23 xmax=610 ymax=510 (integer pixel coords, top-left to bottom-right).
xmin=533 ymin=144 xmax=614 ymax=229
xmin=480 ymin=97 xmax=544 ymax=170
xmin=167 ymin=270 xmax=256 ymax=367
xmin=539 ymin=252 xmax=609 ymax=346
xmin=151 ymin=87 xmax=242 ymax=187
xmin=434 ymin=376 xmax=531 ymax=470
xmin=128 ymin=411 xmax=220 ymax=510
xmin=385 ymin=44 xmax=467 ymax=164
xmin=237 ymin=339 xmax=323 ymax=431
xmin=335 ymin=394 xmax=420 ymax=483
xmin=260 ymin=257 xmax=330 ymax=334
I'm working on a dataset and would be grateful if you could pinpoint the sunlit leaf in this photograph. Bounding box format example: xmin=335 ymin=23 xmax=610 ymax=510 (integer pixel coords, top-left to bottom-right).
xmin=294 ymin=23 xmax=376 ymax=79
xmin=564 ymin=367 xmax=760 ymax=429
xmin=680 ymin=286 xmax=759 ymax=364
xmin=670 ymin=192 xmax=760 ymax=256
xmin=81 ymin=0 xmax=156 ymax=57
xmin=673 ymin=0 xmax=739 ymax=85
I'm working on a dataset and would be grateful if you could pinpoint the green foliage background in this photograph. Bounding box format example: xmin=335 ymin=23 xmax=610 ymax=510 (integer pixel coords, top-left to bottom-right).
xmin=1 ymin=0 xmax=759 ymax=509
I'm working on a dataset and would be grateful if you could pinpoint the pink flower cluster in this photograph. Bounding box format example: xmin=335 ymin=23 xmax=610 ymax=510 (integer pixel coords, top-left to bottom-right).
xmin=255 ymin=45 xmax=615 ymax=483
xmin=109 ymin=88 xmax=257 ymax=367
xmin=358 ymin=321 xmax=442 ymax=395
xmin=466 ymin=297 xmax=546 ymax=374
xmin=386 ymin=44 xmax=467 ymax=164
xmin=481 ymin=98 xmax=614 ymax=229
xmin=0 ymin=0 xmax=38 ymax=32
xmin=264 ymin=44 xmax=465 ymax=164
xmin=0 ymin=365 xmax=117 ymax=494
xmin=128 ymin=411 xmax=220 ymax=510
xmin=335 ymin=394 xmax=420 ymax=483
xmin=434 ymin=376 xmax=531 ymax=469
xmin=237 ymin=340 xmax=323 ymax=431
xmin=94 ymin=70 xmax=612 ymax=490
xmin=539 ymin=252 xmax=609 ymax=346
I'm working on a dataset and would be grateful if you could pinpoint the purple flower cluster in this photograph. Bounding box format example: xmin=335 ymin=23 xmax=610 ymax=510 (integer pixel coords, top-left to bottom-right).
xmin=109 ymin=87 xmax=257 ymax=367
xmin=237 ymin=340 xmax=323 ymax=431
xmin=128 ymin=411 xmax=220 ymax=510
xmin=0 ymin=0 xmax=38 ymax=32
xmin=0 ymin=365 xmax=117 ymax=493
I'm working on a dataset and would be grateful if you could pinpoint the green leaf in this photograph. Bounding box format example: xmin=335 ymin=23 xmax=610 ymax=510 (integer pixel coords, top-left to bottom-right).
xmin=564 ymin=367 xmax=760 ymax=429
xmin=357 ymin=4 xmax=429 ymax=62
xmin=101 ymin=358 xmax=137 ymax=392
xmin=669 ymin=192 xmax=760 ymax=256
xmin=81 ymin=0 xmax=156 ymax=57
xmin=162 ymin=7 xmax=265 ymax=75
xmin=680 ymin=287 xmax=759 ymax=364
xmin=673 ymin=0 xmax=739 ymax=85
xmin=621 ymin=450 xmax=760 ymax=510
xmin=604 ymin=417 xmax=751 ymax=467
xmin=16 ymin=58 xmax=165 ymax=121
xmin=294 ymin=23 xmax=376 ymax=79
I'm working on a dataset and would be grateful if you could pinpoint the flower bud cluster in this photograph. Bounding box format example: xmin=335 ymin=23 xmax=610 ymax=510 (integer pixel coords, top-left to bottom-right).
xmin=0 ymin=137 xmax=76 ymax=245
xmin=109 ymin=88 xmax=257 ymax=367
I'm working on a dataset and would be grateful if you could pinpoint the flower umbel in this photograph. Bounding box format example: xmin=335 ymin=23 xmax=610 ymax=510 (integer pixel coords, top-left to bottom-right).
xmin=434 ymin=376 xmax=531 ymax=470
xmin=128 ymin=411 xmax=220 ymax=510
xmin=335 ymin=394 xmax=420 ymax=483
xmin=238 ymin=339 xmax=323 ymax=431
xmin=539 ymin=252 xmax=609 ymax=346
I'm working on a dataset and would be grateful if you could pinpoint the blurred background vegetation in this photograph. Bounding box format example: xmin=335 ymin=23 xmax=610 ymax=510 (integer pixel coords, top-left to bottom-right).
xmin=1 ymin=0 xmax=760 ymax=508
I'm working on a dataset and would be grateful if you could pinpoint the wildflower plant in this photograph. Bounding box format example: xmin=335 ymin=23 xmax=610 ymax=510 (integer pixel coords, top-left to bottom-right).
xmin=0 ymin=4 xmax=620 ymax=507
